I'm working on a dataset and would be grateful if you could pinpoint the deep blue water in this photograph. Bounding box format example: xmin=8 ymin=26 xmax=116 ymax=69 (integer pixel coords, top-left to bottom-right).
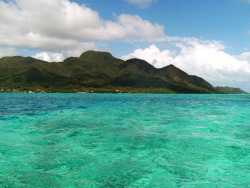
xmin=0 ymin=93 xmax=249 ymax=187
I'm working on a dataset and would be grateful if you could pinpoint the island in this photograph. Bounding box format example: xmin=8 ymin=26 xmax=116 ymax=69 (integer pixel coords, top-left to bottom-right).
xmin=0 ymin=50 xmax=246 ymax=94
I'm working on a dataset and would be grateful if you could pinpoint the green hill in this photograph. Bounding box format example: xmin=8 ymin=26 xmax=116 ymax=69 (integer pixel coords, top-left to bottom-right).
xmin=215 ymin=86 xmax=248 ymax=94
xmin=0 ymin=50 xmax=222 ymax=93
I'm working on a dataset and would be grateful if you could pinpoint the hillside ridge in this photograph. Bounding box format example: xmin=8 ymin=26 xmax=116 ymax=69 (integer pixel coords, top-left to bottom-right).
xmin=215 ymin=86 xmax=248 ymax=94
xmin=0 ymin=50 xmax=222 ymax=93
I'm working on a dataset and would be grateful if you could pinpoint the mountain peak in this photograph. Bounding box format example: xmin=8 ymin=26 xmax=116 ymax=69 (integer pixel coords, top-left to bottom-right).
xmin=121 ymin=58 xmax=156 ymax=73
xmin=80 ymin=50 xmax=113 ymax=59
xmin=159 ymin=64 xmax=187 ymax=77
xmin=0 ymin=50 xmax=221 ymax=93
xmin=166 ymin=64 xmax=176 ymax=68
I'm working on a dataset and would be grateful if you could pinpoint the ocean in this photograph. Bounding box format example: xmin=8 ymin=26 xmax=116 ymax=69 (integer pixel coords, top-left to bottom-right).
xmin=0 ymin=93 xmax=249 ymax=187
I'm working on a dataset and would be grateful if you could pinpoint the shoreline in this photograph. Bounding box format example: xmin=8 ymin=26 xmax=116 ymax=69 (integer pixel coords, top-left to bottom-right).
xmin=0 ymin=91 xmax=249 ymax=94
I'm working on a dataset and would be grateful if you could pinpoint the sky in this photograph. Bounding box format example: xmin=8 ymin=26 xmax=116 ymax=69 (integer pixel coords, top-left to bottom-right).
xmin=0 ymin=0 xmax=250 ymax=92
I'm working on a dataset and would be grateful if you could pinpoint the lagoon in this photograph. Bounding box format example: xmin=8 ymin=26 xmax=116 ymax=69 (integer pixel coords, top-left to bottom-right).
xmin=0 ymin=93 xmax=249 ymax=187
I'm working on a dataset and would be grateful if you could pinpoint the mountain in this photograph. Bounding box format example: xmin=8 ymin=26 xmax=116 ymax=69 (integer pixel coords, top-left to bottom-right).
xmin=0 ymin=50 xmax=222 ymax=93
xmin=215 ymin=86 xmax=248 ymax=94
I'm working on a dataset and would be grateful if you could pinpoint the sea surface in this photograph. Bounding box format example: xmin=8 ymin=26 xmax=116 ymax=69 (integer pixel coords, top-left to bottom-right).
xmin=0 ymin=93 xmax=249 ymax=187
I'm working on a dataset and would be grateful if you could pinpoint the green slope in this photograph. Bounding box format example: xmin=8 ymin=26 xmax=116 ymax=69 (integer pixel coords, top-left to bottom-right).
xmin=0 ymin=50 xmax=221 ymax=93
xmin=215 ymin=86 xmax=248 ymax=94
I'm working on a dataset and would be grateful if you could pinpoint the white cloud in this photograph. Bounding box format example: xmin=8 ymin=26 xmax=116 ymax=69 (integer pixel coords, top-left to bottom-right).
xmin=0 ymin=47 xmax=20 ymax=57
xmin=63 ymin=42 xmax=98 ymax=57
xmin=122 ymin=39 xmax=250 ymax=92
xmin=33 ymin=41 xmax=98 ymax=62
xmin=124 ymin=0 xmax=157 ymax=8
xmin=122 ymin=44 xmax=175 ymax=67
xmin=117 ymin=14 xmax=164 ymax=42
xmin=0 ymin=0 xmax=165 ymax=53
xmin=236 ymin=52 xmax=250 ymax=62
xmin=33 ymin=52 xmax=64 ymax=62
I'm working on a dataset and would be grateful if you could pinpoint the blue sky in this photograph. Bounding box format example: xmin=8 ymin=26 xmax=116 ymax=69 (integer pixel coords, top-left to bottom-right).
xmin=73 ymin=0 xmax=250 ymax=55
xmin=0 ymin=0 xmax=250 ymax=91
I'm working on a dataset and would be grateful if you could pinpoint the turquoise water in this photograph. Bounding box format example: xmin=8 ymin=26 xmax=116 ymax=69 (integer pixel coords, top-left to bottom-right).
xmin=0 ymin=94 xmax=249 ymax=187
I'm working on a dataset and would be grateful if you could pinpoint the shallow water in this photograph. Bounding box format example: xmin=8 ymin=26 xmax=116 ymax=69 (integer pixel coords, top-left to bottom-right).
xmin=0 ymin=93 xmax=249 ymax=187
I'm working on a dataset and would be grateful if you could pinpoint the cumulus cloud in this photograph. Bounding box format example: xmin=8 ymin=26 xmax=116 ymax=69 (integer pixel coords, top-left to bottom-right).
xmin=33 ymin=52 xmax=64 ymax=62
xmin=33 ymin=41 xmax=98 ymax=62
xmin=122 ymin=44 xmax=175 ymax=67
xmin=117 ymin=14 xmax=164 ymax=41
xmin=0 ymin=0 xmax=165 ymax=53
xmin=124 ymin=0 xmax=157 ymax=8
xmin=122 ymin=39 xmax=250 ymax=91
